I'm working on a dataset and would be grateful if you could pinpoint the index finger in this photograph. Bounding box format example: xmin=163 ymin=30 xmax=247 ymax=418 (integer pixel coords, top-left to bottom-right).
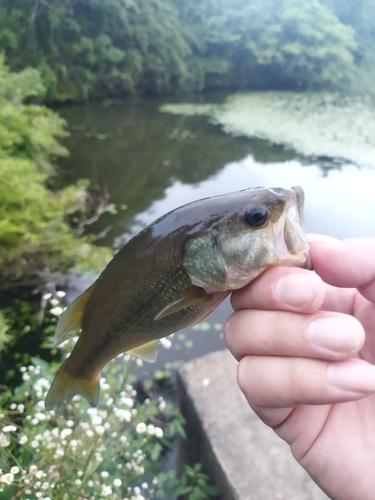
xmin=231 ymin=266 xmax=325 ymax=314
xmin=308 ymin=236 xmax=375 ymax=304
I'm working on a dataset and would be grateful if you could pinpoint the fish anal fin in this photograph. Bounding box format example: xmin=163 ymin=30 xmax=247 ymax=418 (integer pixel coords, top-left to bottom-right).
xmin=54 ymin=281 xmax=97 ymax=347
xmin=154 ymin=286 xmax=207 ymax=321
xmin=127 ymin=340 xmax=158 ymax=363
xmin=45 ymin=362 xmax=100 ymax=410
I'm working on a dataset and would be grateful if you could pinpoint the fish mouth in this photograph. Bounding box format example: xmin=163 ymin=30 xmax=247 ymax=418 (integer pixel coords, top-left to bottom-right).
xmin=272 ymin=186 xmax=312 ymax=270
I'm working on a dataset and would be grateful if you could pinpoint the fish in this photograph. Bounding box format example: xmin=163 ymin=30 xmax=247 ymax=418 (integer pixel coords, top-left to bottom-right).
xmin=45 ymin=185 xmax=311 ymax=410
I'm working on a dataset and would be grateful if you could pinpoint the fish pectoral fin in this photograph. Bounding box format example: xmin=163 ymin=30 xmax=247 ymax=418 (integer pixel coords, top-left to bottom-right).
xmin=127 ymin=340 xmax=158 ymax=363
xmin=154 ymin=286 xmax=208 ymax=321
xmin=54 ymin=281 xmax=97 ymax=347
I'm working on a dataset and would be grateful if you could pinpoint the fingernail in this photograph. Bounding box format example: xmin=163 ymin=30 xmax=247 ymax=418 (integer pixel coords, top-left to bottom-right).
xmin=327 ymin=360 xmax=375 ymax=394
xmin=275 ymin=273 xmax=319 ymax=307
xmin=308 ymin=316 xmax=363 ymax=353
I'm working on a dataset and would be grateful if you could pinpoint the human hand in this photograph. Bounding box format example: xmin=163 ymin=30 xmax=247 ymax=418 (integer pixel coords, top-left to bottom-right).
xmin=224 ymin=236 xmax=375 ymax=500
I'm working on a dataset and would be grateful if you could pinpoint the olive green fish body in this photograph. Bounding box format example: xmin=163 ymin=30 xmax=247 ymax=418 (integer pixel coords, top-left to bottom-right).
xmin=45 ymin=186 xmax=310 ymax=410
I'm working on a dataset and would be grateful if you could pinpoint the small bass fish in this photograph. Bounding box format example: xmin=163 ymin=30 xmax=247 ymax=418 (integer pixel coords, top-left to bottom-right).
xmin=45 ymin=186 xmax=311 ymax=410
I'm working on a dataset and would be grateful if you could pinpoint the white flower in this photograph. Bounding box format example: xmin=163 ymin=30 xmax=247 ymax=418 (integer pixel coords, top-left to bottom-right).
xmin=17 ymin=404 xmax=25 ymax=413
xmin=50 ymin=298 xmax=59 ymax=307
xmin=146 ymin=425 xmax=155 ymax=436
xmin=75 ymin=479 xmax=82 ymax=485
xmin=101 ymin=485 xmax=112 ymax=497
xmin=66 ymin=420 xmax=74 ymax=427
xmin=159 ymin=337 xmax=172 ymax=349
xmin=10 ymin=403 xmax=16 ymax=410
xmin=0 ymin=436 xmax=10 ymax=447
xmin=50 ymin=307 xmax=63 ymax=316
xmin=29 ymin=465 xmax=38 ymax=475
xmin=155 ymin=427 xmax=163 ymax=438
xmin=56 ymin=291 xmax=66 ymax=298
xmin=114 ymin=408 xmax=132 ymax=422
xmin=10 ymin=466 xmax=19 ymax=474
xmin=77 ymin=470 xmax=83 ymax=477
xmin=31 ymin=440 xmax=39 ymax=448
xmin=136 ymin=423 xmax=146 ymax=434
xmin=88 ymin=480 xmax=94 ymax=487
xmin=85 ymin=430 xmax=94 ymax=437
xmin=113 ymin=478 xmax=122 ymax=487
xmin=34 ymin=412 xmax=46 ymax=421
xmin=202 ymin=378 xmax=210 ymax=387
xmin=42 ymin=293 xmax=52 ymax=300
xmin=42 ymin=481 xmax=50 ymax=490
xmin=0 ymin=473 xmax=14 ymax=484
xmin=141 ymin=482 xmax=148 ymax=489
xmin=60 ymin=428 xmax=72 ymax=439
xmin=91 ymin=415 xmax=102 ymax=426
xmin=95 ymin=425 xmax=105 ymax=435
xmin=2 ymin=425 xmax=17 ymax=433
xmin=121 ymin=397 xmax=134 ymax=408
xmin=101 ymin=471 xmax=109 ymax=478
xmin=19 ymin=435 xmax=28 ymax=444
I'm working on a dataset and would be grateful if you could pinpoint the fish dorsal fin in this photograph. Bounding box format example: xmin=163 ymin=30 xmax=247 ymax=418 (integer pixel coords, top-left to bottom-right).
xmin=54 ymin=282 xmax=97 ymax=347
xmin=154 ymin=286 xmax=207 ymax=321
xmin=127 ymin=340 xmax=158 ymax=363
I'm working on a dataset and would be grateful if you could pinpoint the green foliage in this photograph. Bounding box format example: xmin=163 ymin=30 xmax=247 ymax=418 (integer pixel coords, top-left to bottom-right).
xmin=321 ymin=0 xmax=375 ymax=92
xmin=245 ymin=0 xmax=357 ymax=88
xmin=0 ymin=311 xmax=10 ymax=351
xmin=157 ymin=464 xmax=219 ymax=499
xmin=0 ymin=0 xmax=368 ymax=98
xmin=176 ymin=0 xmax=358 ymax=90
xmin=0 ymin=0 xmax=192 ymax=101
xmin=0 ymin=57 xmax=111 ymax=283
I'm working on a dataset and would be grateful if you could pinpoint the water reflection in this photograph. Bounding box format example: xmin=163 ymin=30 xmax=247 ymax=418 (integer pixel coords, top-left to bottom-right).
xmin=132 ymin=157 xmax=375 ymax=242
xmin=57 ymin=98 xmax=300 ymax=245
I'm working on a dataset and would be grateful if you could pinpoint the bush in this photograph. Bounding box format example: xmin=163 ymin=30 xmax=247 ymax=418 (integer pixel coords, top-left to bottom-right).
xmin=0 ymin=56 xmax=111 ymax=284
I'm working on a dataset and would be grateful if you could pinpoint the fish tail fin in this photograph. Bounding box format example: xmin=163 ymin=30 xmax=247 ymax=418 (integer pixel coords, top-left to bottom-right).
xmin=45 ymin=362 xmax=100 ymax=411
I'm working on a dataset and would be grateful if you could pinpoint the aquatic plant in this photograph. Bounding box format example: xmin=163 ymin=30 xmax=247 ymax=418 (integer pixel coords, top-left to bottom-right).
xmin=161 ymin=91 xmax=375 ymax=168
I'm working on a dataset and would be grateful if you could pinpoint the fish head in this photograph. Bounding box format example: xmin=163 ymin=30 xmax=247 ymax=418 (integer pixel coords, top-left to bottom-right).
xmin=183 ymin=186 xmax=311 ymax=293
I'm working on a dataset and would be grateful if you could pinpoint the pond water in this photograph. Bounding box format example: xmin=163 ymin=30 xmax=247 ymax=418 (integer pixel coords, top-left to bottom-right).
xmin=56 ymin=92 xmax=375 ymax=369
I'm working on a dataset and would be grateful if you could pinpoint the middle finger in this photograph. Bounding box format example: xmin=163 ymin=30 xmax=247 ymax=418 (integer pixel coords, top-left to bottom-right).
xmin=225 ymin=309 xmax=365 ymax=362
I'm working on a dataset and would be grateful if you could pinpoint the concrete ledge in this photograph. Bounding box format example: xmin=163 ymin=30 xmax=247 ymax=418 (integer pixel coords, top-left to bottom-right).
xmin=178 ymin=350 xmax=329 ymax=500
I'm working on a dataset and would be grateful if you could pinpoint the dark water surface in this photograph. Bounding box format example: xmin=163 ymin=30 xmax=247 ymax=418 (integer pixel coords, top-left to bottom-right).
xmin=56 ymin=96 xmax=375 ymax=370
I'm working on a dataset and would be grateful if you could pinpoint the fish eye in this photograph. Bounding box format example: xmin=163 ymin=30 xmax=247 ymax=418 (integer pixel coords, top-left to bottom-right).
xmin=243 ymin=205 xmax=269 ymax=228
